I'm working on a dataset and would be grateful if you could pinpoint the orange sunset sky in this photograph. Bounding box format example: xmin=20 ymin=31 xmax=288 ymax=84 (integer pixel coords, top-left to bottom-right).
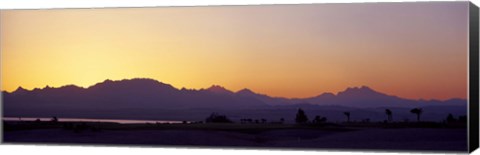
xmin=0 ymin=2 xmax=469 ymax=100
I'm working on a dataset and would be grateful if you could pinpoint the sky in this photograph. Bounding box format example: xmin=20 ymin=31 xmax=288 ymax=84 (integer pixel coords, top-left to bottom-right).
xmin=0 ymin=2 xmax=469 ymax=100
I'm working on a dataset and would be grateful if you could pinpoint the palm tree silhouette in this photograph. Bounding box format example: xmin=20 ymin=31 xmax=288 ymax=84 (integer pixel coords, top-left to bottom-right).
xmin=343 ymin=112 xmax=350 ymax=123
xmin=385 ymin=109 xmax=392 ymax=122
xmin=410 ymin=108 xmax=423 ymax=122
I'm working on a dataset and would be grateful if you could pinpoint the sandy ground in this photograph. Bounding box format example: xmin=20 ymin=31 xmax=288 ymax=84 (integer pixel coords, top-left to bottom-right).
xmin=3 ymin=128 xmax=467 ymax=152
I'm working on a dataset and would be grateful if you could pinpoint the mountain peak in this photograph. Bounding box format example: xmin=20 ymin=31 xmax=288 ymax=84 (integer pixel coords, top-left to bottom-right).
xmin=16 ymin=86 xmax=26 ymax=90
xmin=349 ymin=85 xmax=372 ymax=90
xmin=359 ymin=85 xmax=373 ymax=90
xmin=11 ymin=86 xmax=30 ymax=94
xmin=237 ymin=88 xmax=254 ymax=94
xmin=58 ymin=84 xmax=84 ymax=91
xmin=346 ymin=85 xmax=373 ymax=91
xmin=338 ymin=85 xmax=380 ymax=96
xmin=206 ymin=85 xmax=233 ymax=94
xmin=93 ymin=78 xmax=165 ymax=86
xmin=14 ymin=86 xmax=28 ymax=93
xmin=88 ymin=78 xmax=177 ymax=93
xmin=316 ymin=92 xmax=336 ymax=98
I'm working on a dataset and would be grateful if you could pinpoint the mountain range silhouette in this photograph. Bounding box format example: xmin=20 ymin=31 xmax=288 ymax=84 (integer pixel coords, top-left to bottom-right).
xmin=3 ymin=78 xmax=467 ymax=121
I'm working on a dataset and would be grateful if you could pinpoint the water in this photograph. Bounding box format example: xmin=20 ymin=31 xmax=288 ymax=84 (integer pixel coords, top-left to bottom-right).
xmin=3 ymin=117 xmax=184 ymax=124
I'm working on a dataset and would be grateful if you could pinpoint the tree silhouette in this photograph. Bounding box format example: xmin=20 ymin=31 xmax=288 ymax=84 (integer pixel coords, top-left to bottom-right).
xmin=205 ymin=113 xmax=233 ymax=123
xmin=313 ymin=115 xmax=327 ymax=124
xmin=321 ymin=117 xmax=327 ymax=122
xmin=343 ymin=112 xmax=351 ymax=123
xmin=410 ymin=108 xmax=423 ymax=122
xmin=261 ymin=118 xmax=267 ymax=124
xmin=295 ymin=108 xmax=309 ymax=124
xmin=280 ymin=118 xmax=285 ymax=124
xmin=446 ymin=113 xmax=456 ymax=123
xmin=314 ymin=116 xmax=321 ymax=123
xmin=385 ymin=109 xmax=392 ymax=122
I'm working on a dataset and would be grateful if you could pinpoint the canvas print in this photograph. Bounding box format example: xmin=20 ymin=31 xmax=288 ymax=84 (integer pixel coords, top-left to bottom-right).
xmin=0 ymin=1 xmax=475 ymax=152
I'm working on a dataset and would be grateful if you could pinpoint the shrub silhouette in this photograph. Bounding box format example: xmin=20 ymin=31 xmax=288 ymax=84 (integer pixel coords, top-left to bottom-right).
xmin=73 ymin=123 xmax=90 ymax=133
xmin=343 ymin=112 xmax=351 ymax=123
xmin=313 ymin=115 xmax=327 ymax=124
xmin=261 ymin=118 xmax=267 ymax=124
xmin=51 ymin=116 xmax=58 ymax=123
xmin=205 ymin=113 xmax=233 ymax=123
xmin=458 ymin=115 xmax=467 ymax=123
xmin=63 ymin=123 xmax=74 ymax=130
xmin=446 ymin=113 xmax=456 ymax=123
xmin=240 ymin=119 xmax=248 ymax=124
xmin=410 ymin=108 xmax=423 ymax=122
xmin=313 ymin=116 xmax=320 ymax=123
xmin=362 ymin=118 xmax=370 ymax=123
xmin=295 ymin=108 xmax=308 ymax=124
xmin=385 ymin=109 xmax=393 ymax=122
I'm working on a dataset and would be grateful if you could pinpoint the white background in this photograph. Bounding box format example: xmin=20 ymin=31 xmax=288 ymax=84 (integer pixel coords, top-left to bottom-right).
xmin=0 ymin=0 xmax=478 ymax=155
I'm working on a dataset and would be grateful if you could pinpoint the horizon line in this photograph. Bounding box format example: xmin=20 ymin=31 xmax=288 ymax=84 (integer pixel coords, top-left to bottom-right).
xmin=1 ymin=77 xmax=467 ymax=101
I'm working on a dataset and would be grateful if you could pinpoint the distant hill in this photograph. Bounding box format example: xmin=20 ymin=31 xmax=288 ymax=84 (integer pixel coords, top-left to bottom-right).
xmin=235 ymin=85 xmax=464 ymax=108
xmin=2 ymin=78 xmax=467 ymax=122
